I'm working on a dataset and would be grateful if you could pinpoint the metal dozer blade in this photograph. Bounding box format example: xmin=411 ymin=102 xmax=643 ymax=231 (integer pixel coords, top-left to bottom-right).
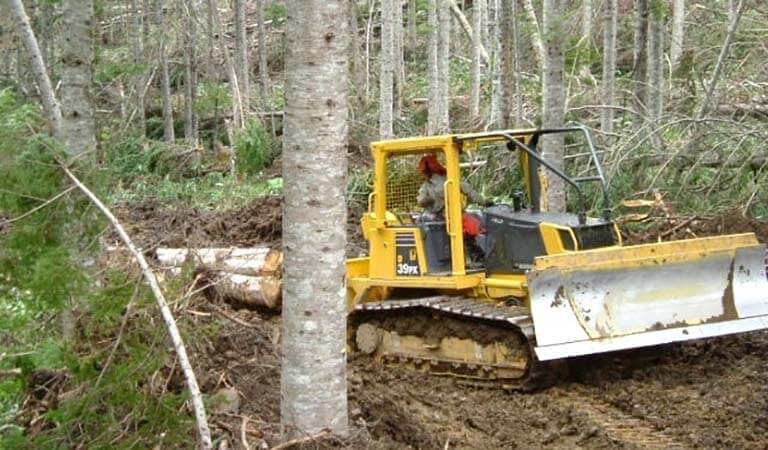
xmin=528 ymin=233 xmax=768 ymax=361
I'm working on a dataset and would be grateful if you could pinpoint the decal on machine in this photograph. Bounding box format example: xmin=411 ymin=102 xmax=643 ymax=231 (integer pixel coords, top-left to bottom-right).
xmin=395 ymin=232 xmax=420 ymax=276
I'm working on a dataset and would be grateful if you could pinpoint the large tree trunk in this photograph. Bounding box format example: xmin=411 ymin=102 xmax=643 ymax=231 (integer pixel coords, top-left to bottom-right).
xmin=540 ymin=0 xmax=565 ymax=212
xmin=427 ymin=0 xmax=439 ymax=134
xmin=156 ymin=0 xmax=175 ymax=142
xmin=183 ymin=0 xmax=199 ymax=145
xmin=600 ymin=0 xmax=617 ymax=135
xmin=379 ymin=0 xmax=394 ymax=138
xmin=234 ymin=0 xmax=251 ymax=114
xmin=632 ymin=0 xmax=649 ymax=128
xmin=669 ymin=0 xmax=685 ymax=71
xmin=281 ymin=0 xmax=349 ymax=440
xmin=7 ymin=0 xmax=62 ymax=134
xmin=436 ymin=0 xmax=451 ymax=132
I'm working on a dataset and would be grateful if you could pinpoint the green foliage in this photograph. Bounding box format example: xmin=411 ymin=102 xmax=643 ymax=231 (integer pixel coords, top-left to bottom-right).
xmin=104 ymin=136 xmax=177 ymax=182
xmin=348 ymin=167 xmax=373 ymax=207
xmin=266 ymin=3 xmax=287 ymax=22
xmin=196 ymin=82 xmax=232 ymax=117
xmin=235 ymin=119 xmax=277 ymax=175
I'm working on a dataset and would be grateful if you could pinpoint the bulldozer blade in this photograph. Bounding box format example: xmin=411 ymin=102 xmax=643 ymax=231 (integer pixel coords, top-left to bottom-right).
xmin=528 ymin=234 xmax=768 ymax=361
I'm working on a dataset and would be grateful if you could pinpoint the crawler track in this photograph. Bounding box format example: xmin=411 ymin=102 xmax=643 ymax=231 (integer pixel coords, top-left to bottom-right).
xmin=551 ymin=386 xmax=688 ymax=449
xmin=351 ymin=296 xmax=564 ymax=391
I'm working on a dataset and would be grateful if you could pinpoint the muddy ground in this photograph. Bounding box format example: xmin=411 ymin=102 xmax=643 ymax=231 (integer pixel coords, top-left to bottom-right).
xmin=113 ymin=199 xmax=768 ymax=449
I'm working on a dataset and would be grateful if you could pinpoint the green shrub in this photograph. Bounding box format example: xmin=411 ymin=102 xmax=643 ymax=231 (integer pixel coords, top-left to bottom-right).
xmin=234 ymin=119 xmax=276 ymax=175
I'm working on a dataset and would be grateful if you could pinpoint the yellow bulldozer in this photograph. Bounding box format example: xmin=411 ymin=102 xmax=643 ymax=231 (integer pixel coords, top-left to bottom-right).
xmin=346 ymin=126 xmax=768 ymax=389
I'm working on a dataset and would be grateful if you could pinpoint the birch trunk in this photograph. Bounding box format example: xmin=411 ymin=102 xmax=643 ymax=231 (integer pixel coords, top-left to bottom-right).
xmin=59 ymin=0 xmax=97 ymax=157
xmin=436 ymin=0 xmax=451 ymax=132
xmin=540 ymin=0 xmax=565 ymax=212
xmin=499 ymin=0 xmax=515 ymax=127
xmin=600 ymin=0 xmax=617 ymax=135
xmin=208 ymin=0 xmax=243 ymax=128
xmin=234 ymin=0 xmax=251 ymax=114
xmin=130 ymin=0 xmax=146 ymax=137
xmin=427 ymin=0 xmax=439 ymax=134
xmin=632 ymin=0 xmax=649 ymax=127
xmin=669 ymin=0 xmax=685 ymax=71
xmin=257 ymin=0 xmax=269 ymax=107
xmin=470 ymin=0 xmax=484 ymax=120
xmin=379 ymin=0 xmax=394 ymax=138
xmin=511 ymin=0 xmax=522 ymax=126
xmin=156 ymin=0 xmax=175 ymax=142
xmin=183 ymin=0 xmax=199 ymax=145
xmin=281 ymin=0 xmax=349 ymax=440
xmin=7 ymin=0 xmax=62 ymax=134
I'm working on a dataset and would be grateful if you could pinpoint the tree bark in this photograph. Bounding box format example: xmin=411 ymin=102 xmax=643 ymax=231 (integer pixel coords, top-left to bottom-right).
xmin=600 ymin=0 xmax=617 ymax=135
xmin=7 ymin=0 xmax=62 ymax=135
xmin=156 ymin=0 xmax=175 ymax=142
xmin=407 ymin=0 xmax=416 ymax=49
xmin=632 ymin=0 xmax=649 ymax=127
xmin=499 ymin=0 xmax=516 ymax=128
xmin=488 ymin=0 xmax=502 ymax=127
xmin=447 ymin=0 xmax=489 ymax=64
xmin=470 ymin=0 xmax=484 ymax=120
xmin=281 ymin=0 xmax=349 ymax=440
xmin=436 ymin=0 xmax=451 ymax=132
xmin=379 ymin=0 xmax=394 ymax=138
xmin=669 ymin=0 xmax=685 ymax=71
xmin=257 ymin=0 xmax=269 ymax=107
xmin=234 ymin=0 xmax=251 ymax=114
xmin=540 ymin=0 xmax=565 ymax=212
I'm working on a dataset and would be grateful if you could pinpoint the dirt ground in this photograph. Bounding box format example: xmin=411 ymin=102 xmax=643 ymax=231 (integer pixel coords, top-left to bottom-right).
xmin=114 ymin=200 xmax=768 ymax=449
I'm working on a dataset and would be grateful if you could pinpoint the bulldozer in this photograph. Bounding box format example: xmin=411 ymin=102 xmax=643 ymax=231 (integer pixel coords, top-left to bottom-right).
xmin=346 ymin=125 xmax=768 ymax=389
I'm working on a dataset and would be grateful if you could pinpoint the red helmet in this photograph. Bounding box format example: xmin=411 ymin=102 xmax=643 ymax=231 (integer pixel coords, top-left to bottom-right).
xmin=418 ymin=154 xmax=447 ymax=176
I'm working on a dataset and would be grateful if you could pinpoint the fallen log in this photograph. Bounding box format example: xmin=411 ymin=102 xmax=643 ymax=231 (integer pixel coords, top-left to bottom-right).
xmin=156 ymin=247 xmax=283 ymax=276
xmin=200 ymin=271 xmax=282 ymax=309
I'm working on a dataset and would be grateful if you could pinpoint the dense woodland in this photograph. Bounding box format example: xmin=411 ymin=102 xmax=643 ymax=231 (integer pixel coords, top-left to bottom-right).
xmin=1 ymin=0 xmax=767 ymax=448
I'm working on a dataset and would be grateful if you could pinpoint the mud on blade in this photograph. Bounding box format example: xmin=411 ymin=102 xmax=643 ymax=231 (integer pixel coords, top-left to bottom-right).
xmin=528 ymin=234 xmax=768 ymax=361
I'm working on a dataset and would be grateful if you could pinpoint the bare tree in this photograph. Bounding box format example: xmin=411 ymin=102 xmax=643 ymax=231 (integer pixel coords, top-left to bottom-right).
xmin=632 ymin=0 xmax=649 ymax=128
xmin=257 ymin=0 xmax=269 ymax=107
xmin=436 ymin=0 xmax=451 ymax=132
xmin=6 ymin=0 xmax=62 ymax=134
xmin=234 ymin=0 xmax=251 ymax=113
xmin=130 ymin=0 xmax=146 ymax=137
xmin=522 ymin=0 xmax=545 ymax=69
xmin=393 ymin=0 xmax=404 ymax=113
xmin=488 ymin=0 xmax=502 ymax=127
xmin=600 ymin=0 xmax=617 ymax=135
xmin=647 ymin=4 xmax=665 ymax=124
xmin=281 ymin=0 xmax=349 ymax=440
xmin=182 ymin=0 xmax=199 ymax=146
xmin=540 ymin=0 xmax=565 ymax=212
xmin=669 ymin=0 xmax=685 ymax=71
xmin=582 ymin=0 xmax=593 ymax=44
xmin=156 ymin=0 xmax=175 ymax=142
xmin=380 ymin=0 xmax=394 ymax=138
xmin=59 ymin=0 xmax=96 ymax=156
xmin=470 ymin=0 xmax=485 ymax=120
xmin=427 ymin=0 xmax=439 ymax=133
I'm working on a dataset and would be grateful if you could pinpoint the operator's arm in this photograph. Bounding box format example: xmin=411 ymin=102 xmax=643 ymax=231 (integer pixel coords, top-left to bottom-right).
xmin=460 ymin=181 xmax=486 ymax=206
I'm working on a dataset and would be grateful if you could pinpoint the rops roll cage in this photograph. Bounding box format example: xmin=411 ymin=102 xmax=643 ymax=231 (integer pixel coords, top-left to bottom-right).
xmin=461 ymin=125 xmax=611 ymax=226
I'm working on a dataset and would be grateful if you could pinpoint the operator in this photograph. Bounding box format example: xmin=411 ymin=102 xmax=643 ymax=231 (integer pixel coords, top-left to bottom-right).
xmin=416 ymin=154 xmax=489 ymax=260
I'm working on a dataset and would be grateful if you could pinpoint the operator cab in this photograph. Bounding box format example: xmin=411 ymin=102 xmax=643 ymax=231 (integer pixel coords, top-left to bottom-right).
xmin=361 ymin=126 xmax=620 ymax=281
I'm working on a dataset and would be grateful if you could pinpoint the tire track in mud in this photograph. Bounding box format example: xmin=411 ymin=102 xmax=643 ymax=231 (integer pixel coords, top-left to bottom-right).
xmin=550 ymin=386 xmax=688 ymax=450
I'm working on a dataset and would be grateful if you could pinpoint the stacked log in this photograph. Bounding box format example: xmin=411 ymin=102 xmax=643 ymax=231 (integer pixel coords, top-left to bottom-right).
xmin=156 ymin=247 xmax=282 ymax=309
